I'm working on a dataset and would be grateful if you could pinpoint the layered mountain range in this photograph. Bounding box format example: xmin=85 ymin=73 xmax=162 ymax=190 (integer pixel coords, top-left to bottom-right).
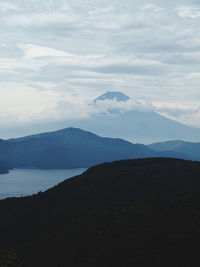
xmin=149 ymin=140 xmax=200 ymax=161
xmin=0 ymin=126 xmax=199 ymax=173
xmin=0 ymin=127 xmax=184 ymax=171
xmin=1 ymin=92 xmax=200 ymax=144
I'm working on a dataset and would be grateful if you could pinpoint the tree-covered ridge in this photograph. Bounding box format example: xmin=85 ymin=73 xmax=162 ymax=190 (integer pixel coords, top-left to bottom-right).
xmin=0 ymin=128 xmax=183 ymax=169
xmin=0 ymin=250 xmax=23 ymax=267
xmin=0 ymin=158 xmax=200 ymax=266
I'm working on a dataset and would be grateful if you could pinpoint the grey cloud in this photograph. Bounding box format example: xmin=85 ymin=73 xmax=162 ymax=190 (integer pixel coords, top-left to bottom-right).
xmin=155 ymin=106 xmax=200 ymax=118
xmin=0 ymin=0 xmax=200 ymax=127
xmin=93 ymin=64 xmax=166 ymax=76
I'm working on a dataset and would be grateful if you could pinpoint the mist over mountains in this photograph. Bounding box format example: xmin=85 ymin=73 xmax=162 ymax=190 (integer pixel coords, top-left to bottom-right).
xmin=0 ymin=92 xmax=199 ymax=173
xmin=56 ymin=92 xmax=200 ymax=144
xmin=1 ymin=91 xmax=199 ymax=144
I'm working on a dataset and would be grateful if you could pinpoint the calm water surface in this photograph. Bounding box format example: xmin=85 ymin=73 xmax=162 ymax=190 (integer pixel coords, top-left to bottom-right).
xmin=0 ymin=168 xmax=86 ymax=199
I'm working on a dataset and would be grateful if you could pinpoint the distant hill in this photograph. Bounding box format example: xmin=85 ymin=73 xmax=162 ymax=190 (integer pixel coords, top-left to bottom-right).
xmin=0 ymin=127 xmax=168 ymax=169
xmin=0 ymin=152 xmax=10 ymax=174
xmin=149 ymin=140 xmax=200 ymax=161
xmin=1 ymin=158 xmax=200 ymax=266
xmin=0 ymin=159 xmax=9 ymax=174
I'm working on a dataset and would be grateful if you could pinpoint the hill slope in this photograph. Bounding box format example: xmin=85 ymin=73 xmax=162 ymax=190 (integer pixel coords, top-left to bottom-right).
xmin=0 ymin=160 xmax=9 ymax=174
xmin=1 ymin=158 xmax=200 ymax=266
xmin=149 ymin=140 xmax=200 ymax=161
xmin=0 ymin=155 xmax=10 ymax=174
xmin=0 ymin=127 xmax=161 ymax=169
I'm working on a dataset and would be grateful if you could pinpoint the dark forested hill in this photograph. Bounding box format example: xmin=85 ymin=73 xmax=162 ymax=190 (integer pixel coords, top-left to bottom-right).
xmin=149 ymin=140 xmax=200 ymax=161
xmin=1 ymin=158 xmax=200 ymax=266
xmin=0 ymin=127 xmax=182 ymax=169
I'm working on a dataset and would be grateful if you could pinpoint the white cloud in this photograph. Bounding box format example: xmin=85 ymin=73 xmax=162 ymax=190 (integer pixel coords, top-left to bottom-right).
xmin=18 ymin=44 xmax=73 ymax=59
xmin=0 ymin=0 xmax=200 ymax=129
xmin=5 ymin=11 xmax=78 ymax=27
xmin=177 ymin=6 xmax=200 ymax=18
xmin=0 ymin=3 xmax=18 ymax=12
xmin=0 ymin=83 xmax=59 ymax=126
xmin=60 ymin=4 xmax=71 ymax=11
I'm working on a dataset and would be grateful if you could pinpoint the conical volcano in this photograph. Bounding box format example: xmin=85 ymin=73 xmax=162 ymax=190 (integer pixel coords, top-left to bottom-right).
xmin=93 ymin=91 xmax=130 ymax=104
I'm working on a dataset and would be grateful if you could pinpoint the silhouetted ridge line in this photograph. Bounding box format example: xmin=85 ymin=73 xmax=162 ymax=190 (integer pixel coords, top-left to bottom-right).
xmin=0 ymin=127 xmax=184 ymax=170
xmin=1 ymin=158 xmax=200 ymax=266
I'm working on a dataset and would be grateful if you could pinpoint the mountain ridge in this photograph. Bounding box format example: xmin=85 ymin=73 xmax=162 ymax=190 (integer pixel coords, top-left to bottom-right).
xmin=149 ymin=140 xmax=200 ymax=161
xmin=0 ymin=127 xmax=157 ymax=169
xmin=0 ymin=127 xmax=186 ymax=170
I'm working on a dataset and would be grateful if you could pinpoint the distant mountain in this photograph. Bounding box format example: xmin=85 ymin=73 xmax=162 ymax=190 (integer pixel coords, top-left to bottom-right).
xmin=1 ymin=158 xmax=200 ymax=266
xmin=93 ymin=91 xmax=130 ymax=104
xmin=0 ymin=92 xmax=200 ymax=144
xmin=78 ymin=92 xmax=200 ymax=143
xmin=63 ymin=109 xmax=200 ymax=144
xmin=42 ymin=91 xmax=200 ymax=144
xmin=0 ymin=127 xmax=165 ymax=169
xmin=149 ymin=140 xmax=200 ymax=161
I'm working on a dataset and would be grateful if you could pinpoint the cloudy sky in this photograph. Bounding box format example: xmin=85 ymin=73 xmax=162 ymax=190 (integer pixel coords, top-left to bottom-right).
xmin=0 ymin=0 xmax=200 ymax=127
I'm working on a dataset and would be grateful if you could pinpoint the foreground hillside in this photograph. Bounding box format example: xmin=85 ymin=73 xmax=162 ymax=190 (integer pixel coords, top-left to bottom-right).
xmin=0 ymin=127 xmax=182 ymax=169
xmin=1 ymin=158 xmax=200 ymax=266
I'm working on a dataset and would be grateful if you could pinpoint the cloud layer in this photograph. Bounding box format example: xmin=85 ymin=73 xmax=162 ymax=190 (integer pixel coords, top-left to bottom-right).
xmin=0 ymin=0 xmax=200 ymax=127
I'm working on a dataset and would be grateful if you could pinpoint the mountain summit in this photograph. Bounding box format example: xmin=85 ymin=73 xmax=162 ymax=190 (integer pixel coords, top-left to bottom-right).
xmin=93 ymin=91 xmax=130 ymax=104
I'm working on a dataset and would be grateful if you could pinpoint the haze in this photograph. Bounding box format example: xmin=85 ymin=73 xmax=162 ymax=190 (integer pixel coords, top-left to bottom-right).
xmin=0 ymin=0 xmax=200 ymax=133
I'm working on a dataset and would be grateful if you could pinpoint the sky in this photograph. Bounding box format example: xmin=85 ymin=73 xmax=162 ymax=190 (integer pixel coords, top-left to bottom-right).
xmin=0 ymin=0 xmax=200 ymax=128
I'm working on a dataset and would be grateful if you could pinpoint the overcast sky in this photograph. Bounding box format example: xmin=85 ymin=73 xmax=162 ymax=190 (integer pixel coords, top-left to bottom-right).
xmin=0 ymin=0 xmax=200 ymax=127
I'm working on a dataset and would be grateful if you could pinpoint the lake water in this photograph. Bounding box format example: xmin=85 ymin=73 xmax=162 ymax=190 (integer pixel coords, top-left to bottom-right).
xmin=0 ymin=168 xmax=86 ymax=200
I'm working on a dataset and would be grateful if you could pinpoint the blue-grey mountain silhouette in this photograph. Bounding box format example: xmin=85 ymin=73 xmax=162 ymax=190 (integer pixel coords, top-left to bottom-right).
xmin=1 ymin=92 xmax=200 ymax=144
xmin=149 ymin=140 xmax=200 ymax=161
xmin=62 ymin=92 xmax=200 ymax=143
xmin=93 ymin=91 xmax=130 ymax=104
xmin=0 ymin=127 xmax=184 ymax=169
